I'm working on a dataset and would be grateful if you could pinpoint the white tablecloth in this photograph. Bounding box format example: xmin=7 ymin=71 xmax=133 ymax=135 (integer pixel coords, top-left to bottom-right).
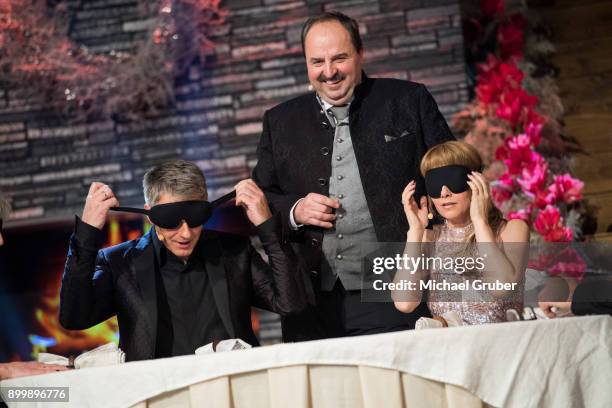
xmin=2 ymin=315 xmax=611 ymax=408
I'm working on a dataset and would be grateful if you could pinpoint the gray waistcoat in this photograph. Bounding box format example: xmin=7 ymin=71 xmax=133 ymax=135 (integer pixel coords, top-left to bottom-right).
xmin=320 ymin=106 xmax=378 ymax=291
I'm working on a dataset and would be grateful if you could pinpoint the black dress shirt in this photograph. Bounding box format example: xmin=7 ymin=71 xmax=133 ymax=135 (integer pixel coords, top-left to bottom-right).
xmin=152 ymin=231 xmax=229 ymax=357
xmin=571 ymin=277 xmax=612 ymax=316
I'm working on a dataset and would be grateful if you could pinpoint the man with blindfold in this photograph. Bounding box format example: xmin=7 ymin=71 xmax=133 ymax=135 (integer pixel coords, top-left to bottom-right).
xmin=59 ymin=160 xmax=307 ymax=361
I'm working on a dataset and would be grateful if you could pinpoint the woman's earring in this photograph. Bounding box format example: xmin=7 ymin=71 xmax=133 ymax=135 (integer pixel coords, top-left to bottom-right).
xmin=427 ymin=197 xmax=434 ymax=219
xmin=427 ymin=211 xmax=434 ymax=220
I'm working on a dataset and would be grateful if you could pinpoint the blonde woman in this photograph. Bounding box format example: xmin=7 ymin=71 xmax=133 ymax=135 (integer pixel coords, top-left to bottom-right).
xmin=393 ymin=141 xmax=529 ymax=324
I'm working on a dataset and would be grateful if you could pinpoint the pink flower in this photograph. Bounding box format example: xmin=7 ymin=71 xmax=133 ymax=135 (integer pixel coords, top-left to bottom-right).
xmin=497 ymin=136 xmax=545 ymax=176
xmin=549 ymin=260 xmax=587 ymax=279
xmin=496 ymin=89 xmax=539 ymax=129
xmin=491 ymin=187 xmax=513 ymax=205
xmin=534 ymin=189 xmax=554 ymax=209
xmin=525 ymin=109 xmax=544 ymax=129
xmin=516 ymin=156 xmax=548 ymax=195
xmin=498 ymin=60 xmax=524 ymax=84
xmin=534 ymin=205 xmax=573 ymax=242
xmin=476 ymin=82 xmax=504 ymax=106
xmin=491 ymin=171 xmax=515 ymax=206
xmin=528 ymin=247 xmax=586 ymax=278
xmin=476 ymin=56 xmax=524 ymax=107
xmin=508 ymin=206 xmax=533 ymax=223
xmin=549 ymin=247 xmax=587 ymax=279
xmin=525 ymin=121 xmax=542 ymax=147
xmin=497 ymin=14 xmax=527 ymax=60
xmin=507 ymin=132 xmax=531 ymax=150
xmin=547 ymin=173 xmax=584 ymax=204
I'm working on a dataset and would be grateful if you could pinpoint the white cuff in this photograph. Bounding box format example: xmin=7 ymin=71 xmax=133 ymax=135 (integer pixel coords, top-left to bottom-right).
xmin=289 ymin=198 xmax=305 ymax=230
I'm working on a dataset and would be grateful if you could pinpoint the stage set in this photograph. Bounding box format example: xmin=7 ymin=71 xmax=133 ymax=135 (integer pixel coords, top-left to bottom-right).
xmin=0 ymin=0 xmax=611 ymax=407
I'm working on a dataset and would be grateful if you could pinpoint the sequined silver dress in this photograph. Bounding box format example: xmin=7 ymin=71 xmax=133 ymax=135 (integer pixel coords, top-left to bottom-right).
xmin=426 ymin=221 xmax=524 ymax=325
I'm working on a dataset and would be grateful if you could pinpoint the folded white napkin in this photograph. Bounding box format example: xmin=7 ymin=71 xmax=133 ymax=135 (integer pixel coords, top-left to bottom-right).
xmin=195 ymin=339 xmax=252 ymax=355
xmin=38 ymin=342 xmax=125 ymax=369
xmin=415 ymin=311 xmax=465 ymax=329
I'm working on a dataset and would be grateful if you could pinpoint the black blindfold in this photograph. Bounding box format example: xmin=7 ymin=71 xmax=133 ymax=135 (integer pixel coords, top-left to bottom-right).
xmin=424 ymin=165 xmax=471 ymax=198
xmin=110 ymin=190 xmax=236 ymax=229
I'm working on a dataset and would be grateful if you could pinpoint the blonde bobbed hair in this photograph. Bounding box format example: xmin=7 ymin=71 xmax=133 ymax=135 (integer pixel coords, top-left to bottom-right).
xmin=420 ymin=141 xmax=506 ymax=241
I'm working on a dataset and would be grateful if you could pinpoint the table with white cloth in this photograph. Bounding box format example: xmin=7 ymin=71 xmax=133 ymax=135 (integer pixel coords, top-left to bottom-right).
xmin=1 ymin=315 xmax=610 ymax=408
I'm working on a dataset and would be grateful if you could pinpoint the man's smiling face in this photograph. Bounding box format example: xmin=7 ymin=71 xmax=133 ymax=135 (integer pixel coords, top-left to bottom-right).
xmin=304 ymin=20 xmax=363 ymax=106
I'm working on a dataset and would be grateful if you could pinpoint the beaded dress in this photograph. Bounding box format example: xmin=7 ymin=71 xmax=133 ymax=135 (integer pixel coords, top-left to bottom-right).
xmin=426 ymin=221 xmax=524 ymax=325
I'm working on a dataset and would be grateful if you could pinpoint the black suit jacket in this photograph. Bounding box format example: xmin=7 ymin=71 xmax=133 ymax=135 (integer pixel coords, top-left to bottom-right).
xmin=59 ymin=215 xmax=307 ymax=361
xmin=253 ymin=74 xmax=455 ymax=340
xmin=571 ymin=277 xmax=612 ymax=316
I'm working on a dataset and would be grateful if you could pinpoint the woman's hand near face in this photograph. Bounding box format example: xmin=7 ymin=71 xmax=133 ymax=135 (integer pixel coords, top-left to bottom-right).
xmin=402 ymin=180 xmax=429 ymax=233
xmin=467 ymin=171 xmax=491 ymax=226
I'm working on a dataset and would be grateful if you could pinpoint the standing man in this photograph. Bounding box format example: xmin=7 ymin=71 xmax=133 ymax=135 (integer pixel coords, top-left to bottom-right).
xmin=59 ymin=160 xmax=307 ymax=361
xmin=253 ymin=11 xmax=455 ymax=341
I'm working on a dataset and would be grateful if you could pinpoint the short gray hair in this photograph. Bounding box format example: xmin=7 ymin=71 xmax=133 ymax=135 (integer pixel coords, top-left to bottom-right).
xmin=143 ymin=160 xmax=207 ymax=205
xmin=0 ymin=194 xmax=10 ymax=220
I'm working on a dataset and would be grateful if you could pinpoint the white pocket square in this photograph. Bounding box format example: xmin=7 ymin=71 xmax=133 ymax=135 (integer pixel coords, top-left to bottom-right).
xmin=384 ymin=130 xmax=413 ymax=143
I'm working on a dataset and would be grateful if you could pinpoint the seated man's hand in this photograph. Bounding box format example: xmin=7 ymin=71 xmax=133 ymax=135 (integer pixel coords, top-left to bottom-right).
xmin=235 ymin=179 xmax=272 ymax=227
xmin=537 ymin=276 xmax=577 ymax=318
xmin=81 ymin=182 xmax=119 ymax=230
xmin=0 ymin=361 xmax=69 ymax=380
xmin=294 ymin=193 xmax=339 ymax=229
xmin=538 ymin=301 xmax=572 ymax=318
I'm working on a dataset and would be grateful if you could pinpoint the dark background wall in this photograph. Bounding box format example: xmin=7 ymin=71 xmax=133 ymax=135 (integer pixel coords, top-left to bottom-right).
xmin=0 ymin=0 xmax=468 ymax=227
xmin=536 ymin=0 xmax=612 ymax=239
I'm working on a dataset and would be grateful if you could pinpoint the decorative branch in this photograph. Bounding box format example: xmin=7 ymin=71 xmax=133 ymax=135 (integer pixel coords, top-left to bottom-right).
xmin=0 ymin=0 xmax=227 ymax=122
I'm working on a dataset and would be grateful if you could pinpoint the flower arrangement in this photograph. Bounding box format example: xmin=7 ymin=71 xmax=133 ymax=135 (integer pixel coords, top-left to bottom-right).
xmin=453 ymin=0 xmax=594 ymax=242
xmin=0 ymin=0 xmax=226 ymax=122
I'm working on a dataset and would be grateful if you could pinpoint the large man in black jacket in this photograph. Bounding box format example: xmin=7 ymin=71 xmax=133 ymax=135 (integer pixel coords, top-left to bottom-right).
xmin=253 ymin=12 xmax=455 ymax=341
xmin=59 ymin=160 xmax=306 ymax=361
